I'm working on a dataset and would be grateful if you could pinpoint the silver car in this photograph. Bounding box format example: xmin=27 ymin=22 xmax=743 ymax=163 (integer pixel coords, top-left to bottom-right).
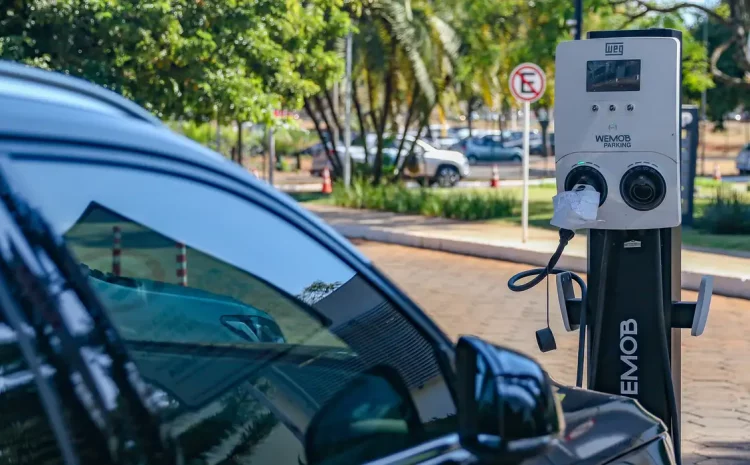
xmin=453 ymin=135 xmax=523 ymax=165
xmin=737 ymin=143 xmax=750 ymax=174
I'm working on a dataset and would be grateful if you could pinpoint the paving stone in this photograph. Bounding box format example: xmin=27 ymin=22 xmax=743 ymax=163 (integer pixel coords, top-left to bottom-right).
xmin=359 ymin=241 xmax=750 ymax=463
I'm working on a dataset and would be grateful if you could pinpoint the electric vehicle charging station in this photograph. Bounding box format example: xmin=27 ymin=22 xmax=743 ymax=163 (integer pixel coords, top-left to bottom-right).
xmin=508 ymin=29 xmax=713 ymax=465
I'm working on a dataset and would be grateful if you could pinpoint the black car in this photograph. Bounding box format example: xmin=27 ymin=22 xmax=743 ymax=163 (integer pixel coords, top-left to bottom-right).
xmin=0 ymin=61 xmax=675 ymax=465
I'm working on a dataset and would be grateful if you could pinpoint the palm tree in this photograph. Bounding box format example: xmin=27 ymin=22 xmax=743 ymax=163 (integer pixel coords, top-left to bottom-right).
xmin=327 ymin=0 xmax=459 ymax=184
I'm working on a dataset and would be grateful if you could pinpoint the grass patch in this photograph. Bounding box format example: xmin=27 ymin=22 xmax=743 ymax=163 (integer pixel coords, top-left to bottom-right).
xmin=289 ymin=192 xmax=333 ymax=204
xmin=694 ymin=177 xmax=725 ymax=189
xmin=696 ymin=188 xmax=750 ymax=234
xmin=681 ymin=229 xmax=750 ymax=252
xmin=330 ymin=179 xmax=518 ymax=220
xmin=294 ymin=179 xmax=750 ymax=252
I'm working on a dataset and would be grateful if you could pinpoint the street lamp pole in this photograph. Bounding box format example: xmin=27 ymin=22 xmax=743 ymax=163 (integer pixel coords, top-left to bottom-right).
xmin=344 ymin=31 xmax=353 ymax=188
xmin=574 ymin=0 xmax=583 ymax=40
xmin=700 ymin=14 xmax=708 ymax=176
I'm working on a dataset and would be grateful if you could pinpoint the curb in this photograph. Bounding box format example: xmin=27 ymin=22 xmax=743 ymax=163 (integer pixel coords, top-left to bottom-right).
xmin=334 ymin=223 xmax=750 ymax=300
xmin=276 ymin=177 xmax=557 ymax=193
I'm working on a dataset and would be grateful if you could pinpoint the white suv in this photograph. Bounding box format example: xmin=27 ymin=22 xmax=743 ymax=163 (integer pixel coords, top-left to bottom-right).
xmin=312 ymin=135 xmax=470 ymax=187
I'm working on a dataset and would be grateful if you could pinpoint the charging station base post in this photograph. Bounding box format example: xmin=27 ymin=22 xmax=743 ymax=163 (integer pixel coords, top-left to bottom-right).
xmin=586 ymin=229 xmax=674 ymax=427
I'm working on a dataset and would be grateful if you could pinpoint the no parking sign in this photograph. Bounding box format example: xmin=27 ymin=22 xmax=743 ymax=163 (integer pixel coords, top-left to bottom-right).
xmin=509 ymin=63 xmax=546 ymax=104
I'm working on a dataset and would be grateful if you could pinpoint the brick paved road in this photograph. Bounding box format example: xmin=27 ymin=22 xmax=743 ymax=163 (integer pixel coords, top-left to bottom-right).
xmin=357 ymin=241 xmax=750 ymax=465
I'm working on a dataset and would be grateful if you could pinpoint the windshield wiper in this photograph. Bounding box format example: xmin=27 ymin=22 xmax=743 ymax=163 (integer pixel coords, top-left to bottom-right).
xmin=0 ymin=249 xmax=83 ymax=465
xmin=0 ymin=169 xmax=177 ymax=465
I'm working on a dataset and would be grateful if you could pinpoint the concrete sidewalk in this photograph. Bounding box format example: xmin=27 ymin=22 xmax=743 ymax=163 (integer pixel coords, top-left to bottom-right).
xmin=306 ymin=204 xmax=750 ymax=299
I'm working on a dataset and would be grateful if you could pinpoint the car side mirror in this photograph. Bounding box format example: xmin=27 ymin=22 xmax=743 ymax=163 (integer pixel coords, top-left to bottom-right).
xmin=455 ymin=336 xmax=564 ymax=464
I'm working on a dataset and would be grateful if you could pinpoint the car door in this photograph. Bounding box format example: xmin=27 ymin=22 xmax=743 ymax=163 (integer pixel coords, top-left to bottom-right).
xmin=474 ymin=136 xmax=491 ymax=161
xmin=3 ymin=145 xmax=458 ymax=465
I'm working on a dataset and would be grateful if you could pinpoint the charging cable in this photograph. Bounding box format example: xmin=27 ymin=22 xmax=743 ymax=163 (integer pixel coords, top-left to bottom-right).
xmin=507 ymin=228 xmax=589 ymax=388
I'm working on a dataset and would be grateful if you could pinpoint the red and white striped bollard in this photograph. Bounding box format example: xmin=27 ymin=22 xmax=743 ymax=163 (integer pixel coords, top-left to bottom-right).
xmin=112 ymin=226 xmax=122 ymax=276
xmin=176 ymin=242 xmax=188 ymax=286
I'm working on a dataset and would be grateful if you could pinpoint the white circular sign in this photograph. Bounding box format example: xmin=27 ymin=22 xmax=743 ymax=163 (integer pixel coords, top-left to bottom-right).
xmin=509 ymin=63 xmax=546 ymax=104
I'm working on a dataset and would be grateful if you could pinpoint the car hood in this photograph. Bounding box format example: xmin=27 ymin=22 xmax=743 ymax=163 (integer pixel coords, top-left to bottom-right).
xmin=425 ymin=149 xmax=468 ymax=164
xmin=540 ymin=383 xmax=669 ymax=465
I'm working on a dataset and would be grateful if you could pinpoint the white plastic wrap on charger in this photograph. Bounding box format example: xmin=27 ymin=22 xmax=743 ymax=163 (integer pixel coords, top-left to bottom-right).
xmin=550 ymin=184 xmax=602 ymax=230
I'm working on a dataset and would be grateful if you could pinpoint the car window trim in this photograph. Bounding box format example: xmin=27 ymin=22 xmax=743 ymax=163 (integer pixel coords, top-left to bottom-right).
xmin=5 ymin=148 xmax=459 ymax=404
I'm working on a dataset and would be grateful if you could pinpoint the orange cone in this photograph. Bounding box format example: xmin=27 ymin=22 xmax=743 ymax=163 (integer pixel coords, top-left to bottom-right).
xmin=490 ymin=164 xmax=500 ymax=188
xmin=713 ymin=163 xmax=722 ymax=181
xmin=322 ymin=167 xmax=333 ymax=194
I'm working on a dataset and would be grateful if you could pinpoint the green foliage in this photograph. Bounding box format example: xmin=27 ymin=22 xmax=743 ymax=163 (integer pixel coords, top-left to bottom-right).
xmin=331 ymin=179 xmax=517 ymax=220
xmin=698 ymin=188 xmax=750 ymax=234
xmin=0 ymin=0 xmax=350 ymax=123
xmin=688 ymin=17 xmax=750 ymax=127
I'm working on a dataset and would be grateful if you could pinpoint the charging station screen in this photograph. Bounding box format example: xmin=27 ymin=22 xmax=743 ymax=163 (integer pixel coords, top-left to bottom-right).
xmin=586 ymin=59 xmax=641 ymax=92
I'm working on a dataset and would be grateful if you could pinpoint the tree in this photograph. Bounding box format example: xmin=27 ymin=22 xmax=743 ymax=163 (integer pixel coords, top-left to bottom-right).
xmin=0 ymin=0 xmax=349 ymax=127
xmin=297 ymin=280 xmax=342 ymax=305
xmin=609 ymin=0 xmax=748 ymax=90
xmin=687 ymin=16 xmax=750 ymax=127
xmin=305 ymin=0 xmax=459 ymax=184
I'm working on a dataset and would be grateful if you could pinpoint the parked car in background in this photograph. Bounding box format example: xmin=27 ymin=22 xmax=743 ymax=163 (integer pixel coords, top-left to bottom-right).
xmin=311 ymin=134 xmax=470 ymax=187
xmin=383 ymin=136 xmax=470 ymax=187
xmin=451 ymin=135 xmax=523 ymax=165
xmin=549 ymin=132 xmax=555 ymax=156
xmin=501 ymin=130 xmax=544 ymax=152
xmin=447 ymin=126 xmax=471 ymax=140
xmin=309 ymin=134 xmax=372 ymax=176
xmin=737 ymin=143 xmax=750 ymax=174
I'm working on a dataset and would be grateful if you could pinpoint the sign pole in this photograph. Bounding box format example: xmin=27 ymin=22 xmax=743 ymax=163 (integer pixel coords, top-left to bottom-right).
xmin=522 ymin=101 xmax=530 ymax=243
xmin=268 ymin=125 xmax=275 ymax=187
xmin=344 ymin=31 xmax=353 ymax=188
xmin=509 ymin=62 xmax=545 ymax=244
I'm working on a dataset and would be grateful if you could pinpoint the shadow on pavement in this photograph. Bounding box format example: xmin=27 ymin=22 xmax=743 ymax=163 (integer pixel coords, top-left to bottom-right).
xmin=314 ymin=209 xmax=466 ymax=228
xmin=683 ymin=440 xmax=750 ymax=465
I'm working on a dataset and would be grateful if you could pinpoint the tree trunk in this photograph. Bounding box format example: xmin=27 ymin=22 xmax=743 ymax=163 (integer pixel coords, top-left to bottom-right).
xmin=392 ymin=86 xmax=419 ymax=174
xmin=304 ymin=98 xmax=342 ymax=176
xmin=398 ymin=109 xmax=430 ymax=181
xmin=366 ymin=71 xmax=379 ymax=134
xmin=373 ymin=42 xmax=397 ymax=185
xmin=236 ymin=120 xmax=244 ymax=167
xmin=353 ymin=79 xmax=370 ymax=162
xmin=325 ymin=90 xmax=344 ymax=137
xmin=366 ymin=70 xmax=380 ymax=171
xmin=467 ymin=96 xmax=479 ymax=137
xmin=313 ymin=94 xmax=343 ymax=174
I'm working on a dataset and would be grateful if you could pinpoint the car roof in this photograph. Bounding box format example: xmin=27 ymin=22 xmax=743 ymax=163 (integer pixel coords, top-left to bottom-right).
xmin=0 ymin=60 xmax=367 ymax=263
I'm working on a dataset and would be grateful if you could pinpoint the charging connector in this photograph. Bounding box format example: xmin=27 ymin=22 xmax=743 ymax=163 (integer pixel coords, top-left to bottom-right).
xmin=507 ymin=228 xmax=590 ymax=387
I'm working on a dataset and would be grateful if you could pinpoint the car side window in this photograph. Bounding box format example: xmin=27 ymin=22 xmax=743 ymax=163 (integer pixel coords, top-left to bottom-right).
xmin=9 ymin=155 xmax=457 ymax=465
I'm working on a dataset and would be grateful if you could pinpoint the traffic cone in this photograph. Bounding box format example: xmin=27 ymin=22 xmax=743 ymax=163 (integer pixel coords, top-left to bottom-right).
xmin=322 ymin=167 xmax=333 ymax=194
xmin=713 ymin=163 xmax=722 ymax=181
xmin=490 ymin=164 xmax=500 ymax=188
